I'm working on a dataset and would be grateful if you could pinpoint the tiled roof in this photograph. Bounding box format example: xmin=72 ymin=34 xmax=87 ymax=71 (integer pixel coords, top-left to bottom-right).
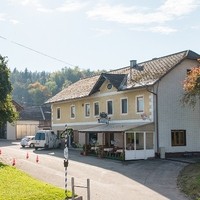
xmin=12 ymin=100 xmax=23 ymax=112
xmin=46 ymin=50 xmax=200 ymax=103
xmin=19 ymin=105 xmax=51 ymax=121
xmin=46 ymin=75 xmax=100 ymax=103
xmin=110 ymin=50 xmax=200 ymax=88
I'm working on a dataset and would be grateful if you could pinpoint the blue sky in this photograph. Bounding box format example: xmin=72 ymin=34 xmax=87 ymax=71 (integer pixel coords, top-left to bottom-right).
xmin=0 ymin=0 xmax=200 ymax=72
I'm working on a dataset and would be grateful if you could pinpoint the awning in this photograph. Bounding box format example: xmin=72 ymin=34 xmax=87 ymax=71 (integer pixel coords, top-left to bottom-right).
xmin=126 ymin=122 xmax=155 ymax=132
xmin=79 ymin=122 xmax=154 ymax=133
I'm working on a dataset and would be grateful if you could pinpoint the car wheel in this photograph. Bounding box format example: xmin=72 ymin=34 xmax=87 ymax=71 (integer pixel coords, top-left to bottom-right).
xmin=29 ymin=143 xmax=34 ymax=148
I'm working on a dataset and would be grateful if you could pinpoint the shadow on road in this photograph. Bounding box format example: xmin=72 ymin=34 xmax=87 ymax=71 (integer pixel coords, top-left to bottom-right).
xmin=32 ymin=147 xmax=191 ymax=200
xmin=1 ymin=140 xmax=193 ymax=200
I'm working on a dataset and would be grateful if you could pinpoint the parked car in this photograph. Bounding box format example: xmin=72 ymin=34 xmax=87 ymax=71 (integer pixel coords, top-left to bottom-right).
xmin=20 ymin=136 xmax=35 ymax=148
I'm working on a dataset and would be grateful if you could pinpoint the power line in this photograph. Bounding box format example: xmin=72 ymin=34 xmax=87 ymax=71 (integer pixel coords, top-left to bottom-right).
xmin=0 ymin=34 xmax=75 ymax=67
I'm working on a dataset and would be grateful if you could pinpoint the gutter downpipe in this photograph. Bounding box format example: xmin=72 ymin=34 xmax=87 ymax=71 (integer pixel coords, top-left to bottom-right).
xmin=155 ymin=92 xmax=159 ymax=157
xmin=146 ymin=82 xmax=159 ymax=157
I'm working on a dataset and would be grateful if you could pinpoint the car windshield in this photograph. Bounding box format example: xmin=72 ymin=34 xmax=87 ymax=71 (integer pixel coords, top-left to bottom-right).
xmin=24 ymin=136 xmax=34 ymax=140
xmin=35 ymin=132 xmax=45 ymax=140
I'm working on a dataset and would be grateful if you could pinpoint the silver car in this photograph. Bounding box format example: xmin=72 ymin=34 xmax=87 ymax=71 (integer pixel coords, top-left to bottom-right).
xmin=20 ymin=136 xmax=35 ymax=148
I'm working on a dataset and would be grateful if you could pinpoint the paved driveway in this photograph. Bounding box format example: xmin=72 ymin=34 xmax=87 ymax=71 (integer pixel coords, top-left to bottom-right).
xmin=0 ymin=140 xmax=189 ymax=200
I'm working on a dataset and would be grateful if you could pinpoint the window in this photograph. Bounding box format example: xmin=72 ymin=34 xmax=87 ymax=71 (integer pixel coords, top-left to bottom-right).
xmin=94 ymin=102 xmax=99 ymax=116
xmin=136 ymin=96 xmax=144 ymax=113
xmin=57 ymin=108 xmax=61 ymax=119
xmin=107 ymin=100 xmax=113 ymax=115
xmin=35 ymin=132 xmax=45 ymax=140
xmin=70 ymin=106 xmax=75 ymax=118
xmin=121 ymin=98 xmax=128 ymax=114
xmin=171 ymin=130 xmax=186 ymax=146
xmin=85 ymin=103 xmax=90 ymax=117
xmin=107 ymin=83 xmax=112 ymax=89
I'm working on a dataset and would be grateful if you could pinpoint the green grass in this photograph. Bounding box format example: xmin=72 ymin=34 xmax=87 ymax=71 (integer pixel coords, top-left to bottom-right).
xmin=178 ymin=162 xmax=200 ymax=200
xmin=0 ymin=162 xmax=72 ymax=200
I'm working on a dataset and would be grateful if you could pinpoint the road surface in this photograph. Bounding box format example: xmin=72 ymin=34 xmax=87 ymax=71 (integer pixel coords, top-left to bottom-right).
xmin=0 ymin=140 xmax=189 ymax=200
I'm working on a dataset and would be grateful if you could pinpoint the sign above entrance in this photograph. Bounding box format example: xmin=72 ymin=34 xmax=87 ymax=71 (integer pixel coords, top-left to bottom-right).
xmin=98 ymin=112 xmax=110 ymax=124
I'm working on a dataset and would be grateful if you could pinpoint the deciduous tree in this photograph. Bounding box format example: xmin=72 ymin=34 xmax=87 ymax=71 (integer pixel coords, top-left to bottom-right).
xmin=182 ymin=67 xmax=200 ymax=107
xmin=0 ymin=55 xmax=18 ymax=125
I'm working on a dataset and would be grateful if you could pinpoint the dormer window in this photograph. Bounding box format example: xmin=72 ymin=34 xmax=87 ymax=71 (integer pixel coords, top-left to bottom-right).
xmin=107 ymin=83 xmax=112 ymax=89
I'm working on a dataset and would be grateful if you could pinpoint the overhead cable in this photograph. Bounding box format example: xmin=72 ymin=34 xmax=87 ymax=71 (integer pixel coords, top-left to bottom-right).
xmin=0 ymin=34 xmax=75 ymax=67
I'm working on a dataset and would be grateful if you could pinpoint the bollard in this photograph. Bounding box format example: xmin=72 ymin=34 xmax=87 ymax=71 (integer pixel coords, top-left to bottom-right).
xmin=36 ymin=155 xmax=39 ymax=163
xmin=71 ymin=177 xmax=75 ymax=200
xmin=26 ymin=152 xmax=29 ymax=159
xmin=87 ymin=179 xmax=90 ymax=200
xmin=12 ymin=158 xmax=16 ymax=166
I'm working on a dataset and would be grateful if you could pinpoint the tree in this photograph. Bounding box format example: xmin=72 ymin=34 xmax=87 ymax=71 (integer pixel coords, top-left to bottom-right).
xmin=182 ymin=67 xmax=200 ymax=107
xmin=10 ymin=66 xmax=105 ymax=106
xmin=0 ymin=55 xmax=18 ymax=125
xmin=28 ymin=81 xmax=50 ymax=105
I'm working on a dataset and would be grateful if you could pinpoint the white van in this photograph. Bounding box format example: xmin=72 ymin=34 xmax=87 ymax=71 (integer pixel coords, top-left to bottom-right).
xmin=34 ymin=130 xmax=61 ymax=150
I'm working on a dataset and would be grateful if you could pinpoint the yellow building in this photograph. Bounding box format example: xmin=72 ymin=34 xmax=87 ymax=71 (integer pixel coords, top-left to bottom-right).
xmin=46 ymin=50 xmax=200 ymax=160
xmin=47 ymin=65 xmax=155 ymax=160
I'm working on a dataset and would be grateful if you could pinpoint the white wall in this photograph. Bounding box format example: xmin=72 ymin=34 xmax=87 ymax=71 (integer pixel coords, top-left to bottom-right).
xmin=157 ymin=59 xmax=200 ymax=153
xmin=16 ymin=121 xmax=39 ymax=139
xmin=7 ymin=123 xmax=16 ymax=140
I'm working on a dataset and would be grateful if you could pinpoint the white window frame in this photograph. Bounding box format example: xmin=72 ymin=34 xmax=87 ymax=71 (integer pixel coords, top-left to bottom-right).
xmin=85 ymin=103 xmax=90 ymax=117
xmin=107 ymin=100 xmax=113 ymax=115
xmin=70 ymin=105 xmax=75 ymax=119
xmin=56 ymin=107 xmax=61 ymax=120
xmin=93 ymin=101 xmax=100 ymax=116
xmin=121 ymin=98 xmax=128 ymax=115
xmin=136 ymin=95 xmax=144 ymax=113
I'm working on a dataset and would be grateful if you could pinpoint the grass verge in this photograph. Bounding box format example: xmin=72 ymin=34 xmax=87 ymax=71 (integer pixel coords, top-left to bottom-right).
xmin=0 ymin=162 xmax=71 ymax=200
xmin=177 ymin=162 xmax=200 ymax=200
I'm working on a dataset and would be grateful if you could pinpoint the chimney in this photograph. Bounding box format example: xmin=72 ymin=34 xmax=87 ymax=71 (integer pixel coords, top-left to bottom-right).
xmin=130 ymin=60 xmax=137 ymax=67
xmin=130 ymin=59 xmax=144 ymax=71
xmin=129 ymin=60 xmax=137 ymax=84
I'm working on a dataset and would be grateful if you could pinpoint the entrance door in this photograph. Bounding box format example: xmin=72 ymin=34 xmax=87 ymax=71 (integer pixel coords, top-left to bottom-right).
xmin=135 ymin=132 xmax=145 ymax=159
xmin=125 ymin=131 xmax=154 ymax=160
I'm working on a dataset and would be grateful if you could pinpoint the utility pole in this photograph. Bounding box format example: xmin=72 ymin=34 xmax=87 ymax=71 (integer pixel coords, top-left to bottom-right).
xmin=62 ymin=124 xmax=73 ymax=200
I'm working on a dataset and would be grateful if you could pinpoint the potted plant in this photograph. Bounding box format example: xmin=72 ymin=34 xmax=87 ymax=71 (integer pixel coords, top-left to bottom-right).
xmin=81 ymin=144 xmax=90 ymax=156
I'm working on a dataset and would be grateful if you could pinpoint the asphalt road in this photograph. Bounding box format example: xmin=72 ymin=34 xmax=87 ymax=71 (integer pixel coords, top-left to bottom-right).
xmin=0 ymin=140 xmax=189 ymax=200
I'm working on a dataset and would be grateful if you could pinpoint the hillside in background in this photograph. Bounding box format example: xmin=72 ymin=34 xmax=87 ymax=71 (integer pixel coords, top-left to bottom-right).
xmin=10 ymin=67 xmax=105 ymax=106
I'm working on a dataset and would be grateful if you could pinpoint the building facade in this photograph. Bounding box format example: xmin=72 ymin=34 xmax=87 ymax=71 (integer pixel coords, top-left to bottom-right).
xmin=46 ymin=50 xmax=200 ymax=160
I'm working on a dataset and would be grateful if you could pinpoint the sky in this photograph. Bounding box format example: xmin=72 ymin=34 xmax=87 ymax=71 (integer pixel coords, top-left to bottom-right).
xmin=0 ymin=0 xmax=200 ymax=72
